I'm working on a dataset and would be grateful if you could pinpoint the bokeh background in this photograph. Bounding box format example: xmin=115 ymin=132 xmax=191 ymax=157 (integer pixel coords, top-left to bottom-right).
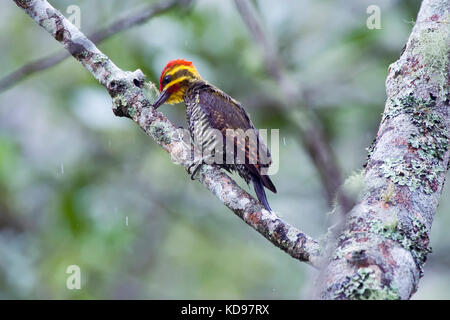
xmin=0 ymin=0 xmax=448 ymax=299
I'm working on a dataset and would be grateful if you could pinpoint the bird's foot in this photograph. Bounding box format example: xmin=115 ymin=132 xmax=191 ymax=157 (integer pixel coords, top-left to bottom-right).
xmin=187 ymin=161 xmax=204 ymax=180
xmin=187 ymin=162 xmax=195 ymax=174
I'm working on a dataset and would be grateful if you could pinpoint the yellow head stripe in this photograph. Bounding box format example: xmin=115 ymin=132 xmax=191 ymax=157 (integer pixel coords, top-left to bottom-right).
xmin=166 ymin=65 xmax=200 ymax=78
xmin=162 ymin=76 xmax=191 ymax=92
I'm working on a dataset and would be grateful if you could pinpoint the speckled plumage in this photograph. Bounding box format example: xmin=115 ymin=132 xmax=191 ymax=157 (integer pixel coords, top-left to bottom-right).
xmin=184 ymin=80 xmax=276 ymax=211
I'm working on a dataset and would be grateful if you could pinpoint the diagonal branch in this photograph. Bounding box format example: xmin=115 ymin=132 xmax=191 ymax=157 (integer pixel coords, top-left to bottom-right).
xmin=234 ymin=0 xmax=353 ymax=213
xmin=0 ymin=0 xmax=190 ymax=92
xmin=11 ymin=0 xmax=322 ymax=268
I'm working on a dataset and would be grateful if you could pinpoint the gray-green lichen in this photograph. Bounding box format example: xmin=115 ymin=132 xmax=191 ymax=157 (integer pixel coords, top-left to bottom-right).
xmin=408 ymin=132 xmax=448 ymax=162
xmin=92 ymin=53 xmax=108 ymax=66
xmin=128 ymin=105 xmax=137 ymax=118
xmin=409 ymin=215 xmax=433 ymax=272
xmin=370 ymin=216 xmax=431 ymax=275
xmin=341 ymin=169 xmax=366 ymax=202
xmin=371 ymin=217 xmax=398 ymax=237
xmin=332 ymin=267 xmax=400 ymax=300
xmin=384 ymin=95 xmax=432 ymax=122
xmin=112 ymin=94 xmax=127 ymax=111
xmin=143 ymin=81 xmax=160 ymax=103
xmin=381 ymin=95 xmax=448 ymax=194
xmin=149 ymin=121 xmax=172 ymax=145
xmin=381 ymin=158 xmax=442 ymax=194
xmin=412 ymin=27 xmax=449 ymax=100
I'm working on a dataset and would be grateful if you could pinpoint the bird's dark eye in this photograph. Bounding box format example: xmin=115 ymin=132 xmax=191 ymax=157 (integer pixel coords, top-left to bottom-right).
xmin=162 ymin=75 xmax=171 ymax=86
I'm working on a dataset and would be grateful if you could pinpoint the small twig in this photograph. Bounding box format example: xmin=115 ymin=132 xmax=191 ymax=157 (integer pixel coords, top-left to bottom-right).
xmin=0 ymin=0 xmax=190 ymax=92
xmin=12 ymin=0 xmax=322 ymax=268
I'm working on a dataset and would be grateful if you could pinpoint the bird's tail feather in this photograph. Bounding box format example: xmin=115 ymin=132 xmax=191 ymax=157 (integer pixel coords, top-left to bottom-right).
xmin=261 ymin=174 xmax=277 ymax=193
xmin=252 ymin=176 xmax=273 ymax=212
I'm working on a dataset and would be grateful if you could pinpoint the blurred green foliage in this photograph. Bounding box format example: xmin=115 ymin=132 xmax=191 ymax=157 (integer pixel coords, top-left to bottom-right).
xmin=0 ymin=0 xmax=448 ymax=299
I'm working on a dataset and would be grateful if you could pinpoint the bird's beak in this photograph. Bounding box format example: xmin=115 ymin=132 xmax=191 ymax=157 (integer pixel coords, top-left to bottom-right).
xmin=153 ymin=89 xmax=170 ymax=110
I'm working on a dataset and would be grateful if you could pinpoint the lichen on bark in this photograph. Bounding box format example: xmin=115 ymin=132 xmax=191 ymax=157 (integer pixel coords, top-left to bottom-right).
xmin=331 ymin=267 xmax=400 ymax=300
xmin=316 ymin=0 xmax=450 ymax=300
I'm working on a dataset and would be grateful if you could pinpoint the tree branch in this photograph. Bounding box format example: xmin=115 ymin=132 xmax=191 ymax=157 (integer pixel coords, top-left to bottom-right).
xmin=11 ymin=0 xmax=322 ymax=268
xmin=234 ymin=0 xmax=353 ymax=213
xmin=314 ymin=0 xmax=449 ymax=299
xmin=0 ymin=0 xmax=190 ymax=92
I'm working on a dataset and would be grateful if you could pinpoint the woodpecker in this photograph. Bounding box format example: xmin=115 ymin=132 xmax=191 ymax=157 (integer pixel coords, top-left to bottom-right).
xmin=153 ymin=59 xmax=277 ymax=211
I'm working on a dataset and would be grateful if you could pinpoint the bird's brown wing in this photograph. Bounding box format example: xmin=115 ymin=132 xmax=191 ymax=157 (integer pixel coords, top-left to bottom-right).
xmin=197 ymin=86 xmax=276 ymax=193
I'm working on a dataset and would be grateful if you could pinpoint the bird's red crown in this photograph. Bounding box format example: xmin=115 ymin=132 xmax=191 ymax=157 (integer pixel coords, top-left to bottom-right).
xmin=159 ymin=59 xmax=194 ymax=91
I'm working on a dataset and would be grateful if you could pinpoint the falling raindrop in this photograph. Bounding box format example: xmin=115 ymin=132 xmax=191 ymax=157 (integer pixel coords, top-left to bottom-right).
xmin=283 ymin=137 xmax=286 ymax=146
xmin=60 ymin=163 xmax=64 ymax=174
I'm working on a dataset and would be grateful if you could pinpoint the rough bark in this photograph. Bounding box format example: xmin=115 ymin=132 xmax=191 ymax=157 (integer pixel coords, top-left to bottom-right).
xmin=11 ymin=0 xmax=321 ymax=267
xmin=315 ymin=0 xmax=449 ymax=299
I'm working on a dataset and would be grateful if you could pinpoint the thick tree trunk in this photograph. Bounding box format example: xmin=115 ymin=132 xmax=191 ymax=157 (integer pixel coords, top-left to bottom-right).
xmin=315 ymin=0 xmax=449 ymax=299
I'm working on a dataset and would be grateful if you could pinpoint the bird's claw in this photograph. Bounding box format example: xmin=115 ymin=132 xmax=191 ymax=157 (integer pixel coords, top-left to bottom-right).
xmin=187 ymin=162 xmax=204 ymax=180
xmin=187 ymin=162 xmax=196 ymax=174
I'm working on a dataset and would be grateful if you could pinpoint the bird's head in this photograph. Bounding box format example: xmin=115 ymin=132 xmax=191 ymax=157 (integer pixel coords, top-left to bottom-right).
xmin=153 ymin=59 xmax=201 ymax=109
